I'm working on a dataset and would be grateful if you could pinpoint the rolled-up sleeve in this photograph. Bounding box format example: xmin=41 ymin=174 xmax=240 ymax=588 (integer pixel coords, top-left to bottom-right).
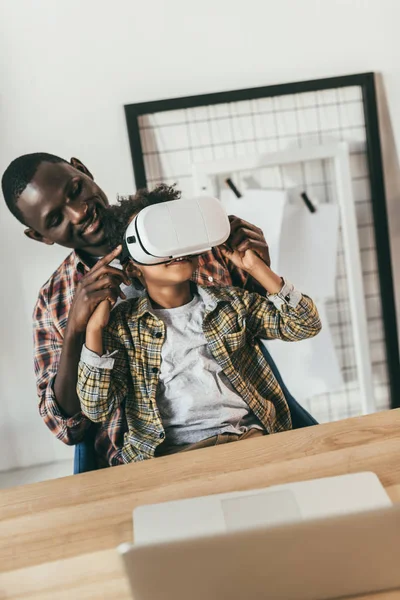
xmin=77 ymin=329 xmax=129 ymax=423
xmin=239 ymin=281 xmax=322 ymax=342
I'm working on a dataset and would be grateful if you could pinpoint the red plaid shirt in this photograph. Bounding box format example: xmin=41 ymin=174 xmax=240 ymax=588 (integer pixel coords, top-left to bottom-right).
xmin=33 ymin=248 xmax=265 ymax=466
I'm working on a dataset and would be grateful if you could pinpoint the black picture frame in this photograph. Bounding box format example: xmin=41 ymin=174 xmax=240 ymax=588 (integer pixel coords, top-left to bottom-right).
xmin=125 ymin=72 xmax=400 ymax=409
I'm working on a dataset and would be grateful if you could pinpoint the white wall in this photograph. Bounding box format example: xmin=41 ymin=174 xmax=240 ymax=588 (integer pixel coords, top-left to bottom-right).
xmin=1 ymin=0 xmax=399 ymax=470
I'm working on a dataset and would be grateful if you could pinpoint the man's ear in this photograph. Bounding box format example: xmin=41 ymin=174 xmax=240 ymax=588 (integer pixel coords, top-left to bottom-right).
xmin=70 ymin=157 xmax=94 ymax=180
xmin=24 ymin=228 xmax=54 ymax=245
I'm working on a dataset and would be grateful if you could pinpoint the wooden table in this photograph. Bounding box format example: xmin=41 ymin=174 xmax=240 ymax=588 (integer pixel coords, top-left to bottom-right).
xmin=1 ymin=409 xmax=400 ymax=599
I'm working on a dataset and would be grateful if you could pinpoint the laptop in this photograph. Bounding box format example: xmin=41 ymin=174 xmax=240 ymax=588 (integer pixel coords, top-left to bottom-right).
xmin=119 ymin=502 xmax=400 ymax=600
xmin=132 ymin=471 xmax=391 ymax=545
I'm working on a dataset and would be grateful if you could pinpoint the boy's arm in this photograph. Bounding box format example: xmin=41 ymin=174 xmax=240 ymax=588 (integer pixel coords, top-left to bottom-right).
xmin=228 ymin=215 xmax=272 ymax=294
xmin=243 ymin=283 xmax=322 ymax=342
xmin=212 ymin=246 xmax=266 ymax=294
xmin=211 ymin=215 xmax=271 ymax=294
xmin=223 ymin=248 xmax=322 ymax=341
xmin=77 ymin=309 xmax=130 ymax=423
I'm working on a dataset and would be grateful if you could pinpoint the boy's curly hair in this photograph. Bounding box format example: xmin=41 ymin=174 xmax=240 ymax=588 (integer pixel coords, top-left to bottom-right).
xmin=103 ymin=183 xmax=181 ymax=256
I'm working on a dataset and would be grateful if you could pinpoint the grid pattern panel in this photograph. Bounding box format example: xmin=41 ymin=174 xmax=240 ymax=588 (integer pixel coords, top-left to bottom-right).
xmin=137 ymin=86 xmax=389 ymax=424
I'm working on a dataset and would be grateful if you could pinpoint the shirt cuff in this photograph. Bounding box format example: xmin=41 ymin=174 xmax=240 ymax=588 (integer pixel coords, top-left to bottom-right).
xmin=80 ymin=345 xmax=118 ymax=369
xmin=267 ymin=279 xmax=302 ymax=310
xmin=44 ymin=375 xmax=85 ymax=427
xmin=81 ymin=345 xmax=118 ymax=369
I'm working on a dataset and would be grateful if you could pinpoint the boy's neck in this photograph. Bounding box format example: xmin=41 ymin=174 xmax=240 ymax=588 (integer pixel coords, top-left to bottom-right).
xmin=147 ymin=281 xmax=194 ymax=310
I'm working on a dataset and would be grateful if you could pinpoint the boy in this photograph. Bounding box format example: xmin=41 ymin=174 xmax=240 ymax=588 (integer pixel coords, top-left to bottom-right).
xmin=77 ymin=185 xmax=321 ymax=464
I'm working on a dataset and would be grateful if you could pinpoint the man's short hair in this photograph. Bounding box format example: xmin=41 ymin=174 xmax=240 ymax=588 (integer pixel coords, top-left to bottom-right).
xmin=1 ymin=152 xmax=67 ymax=225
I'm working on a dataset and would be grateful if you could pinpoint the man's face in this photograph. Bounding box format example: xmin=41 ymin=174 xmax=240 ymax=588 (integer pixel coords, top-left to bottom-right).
xmin=19 ymin=161 xmax=109 ymax=255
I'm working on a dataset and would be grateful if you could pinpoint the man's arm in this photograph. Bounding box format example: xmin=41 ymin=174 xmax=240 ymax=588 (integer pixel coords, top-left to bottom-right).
xmin=53 ymin=329 xmax=85 ymax=417
xmin=34 ymin=293 xmax=91 ymax=445
xmin=34 ymin=246 xmax=130 ymax=445
xmin=52 ymin=246 xmax=129 ymax=418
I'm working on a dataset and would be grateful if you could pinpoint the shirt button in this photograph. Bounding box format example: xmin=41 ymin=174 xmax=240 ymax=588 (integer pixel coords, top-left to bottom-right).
xmin=155 ymin=332 xmax=162 ymax=338
xmin=152 ymin=367 xmax=159 ymax=374
xmin=208 ymin=276 xmax=214 ymax=282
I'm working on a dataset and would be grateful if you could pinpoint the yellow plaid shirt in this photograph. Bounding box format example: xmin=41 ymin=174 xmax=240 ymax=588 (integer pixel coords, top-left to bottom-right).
xmin=77 ymin=285 xmax=321 ymax=464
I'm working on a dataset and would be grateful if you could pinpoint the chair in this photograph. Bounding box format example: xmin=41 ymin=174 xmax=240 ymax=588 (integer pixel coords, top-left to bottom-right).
xmin=73 ymin=343 xmax=317 ymax=474
xmin=73 ymin=424 xmax=99 ymax=474
xmin=258 ymin=342 xmax=318 ymax=428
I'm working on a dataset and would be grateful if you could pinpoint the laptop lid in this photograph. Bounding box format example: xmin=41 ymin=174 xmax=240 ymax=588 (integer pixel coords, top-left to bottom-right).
xmin=120 ymin=504 xmax=400 ymax=600
xmin=133 ymin=472 xmax=391 ymax=545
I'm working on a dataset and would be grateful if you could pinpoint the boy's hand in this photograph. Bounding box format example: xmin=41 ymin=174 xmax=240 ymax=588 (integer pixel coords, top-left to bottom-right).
xmin=227 ymin=216 xmax=271 ymax=267
xmin=220 ymin=245 xmax=263 ymax=274
xmin=221 ymin=244 xmax=283 ymax=294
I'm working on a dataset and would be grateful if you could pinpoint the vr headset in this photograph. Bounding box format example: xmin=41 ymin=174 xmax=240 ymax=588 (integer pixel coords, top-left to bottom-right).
xmin=121 ymin=196 xmax=230 ymax=265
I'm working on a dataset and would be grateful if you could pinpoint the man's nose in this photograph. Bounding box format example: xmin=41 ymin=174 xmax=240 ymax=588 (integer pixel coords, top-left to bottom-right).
xmin=65 ymin=201 xmax=88 ymax=225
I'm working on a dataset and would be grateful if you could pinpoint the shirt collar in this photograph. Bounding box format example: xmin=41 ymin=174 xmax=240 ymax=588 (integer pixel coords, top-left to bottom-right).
xmin=124 ymin=284 xmax=234 ymax=322
xmin=197 ymin=285 xmax=218 ymax=311
xmin=73 ymin=250 xmax=102 ymax=274
xmin=136 ymin=284 xmax=222 ymax=321
xmin=197 ymin=285 xmax=235 ymax=312
xmin=136 ymin=293 xmax=155 ymax=320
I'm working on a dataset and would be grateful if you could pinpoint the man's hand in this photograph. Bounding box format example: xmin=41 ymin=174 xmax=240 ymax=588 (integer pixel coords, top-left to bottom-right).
xmin=227 ymin=216 xmax=271 ymax=267
xmin=67 ymin=245 xmax=129 ymax=335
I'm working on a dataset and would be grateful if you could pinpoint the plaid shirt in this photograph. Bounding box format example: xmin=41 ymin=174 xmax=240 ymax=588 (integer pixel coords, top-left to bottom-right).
xmin=77 ymin=286 xmax=321 ymax=465
xmin=33 ymin=247 xmax=266 ymax=463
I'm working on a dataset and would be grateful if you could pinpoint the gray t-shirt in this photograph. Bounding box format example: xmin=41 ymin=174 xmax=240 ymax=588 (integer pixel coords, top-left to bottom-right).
xmin=153 ymin=293 xmax=262 ymax=445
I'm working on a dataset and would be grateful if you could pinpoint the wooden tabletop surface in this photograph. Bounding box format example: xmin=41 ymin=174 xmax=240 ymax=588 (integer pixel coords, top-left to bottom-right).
xmin=1 ymin=409 xmax=400 ymax=599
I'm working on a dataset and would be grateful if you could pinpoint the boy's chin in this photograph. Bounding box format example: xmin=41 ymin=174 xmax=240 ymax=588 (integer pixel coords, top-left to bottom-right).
xmin=166 ymin=269 xmax=195 ymax=284
xmin=169 ymin=274 xmax=194 ymax=283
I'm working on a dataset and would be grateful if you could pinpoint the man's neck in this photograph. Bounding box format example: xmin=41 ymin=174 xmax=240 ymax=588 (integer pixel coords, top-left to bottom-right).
xmin=76 ymin=247 xmax=110 ymax=269
xmin=147 ymin=282 xmax=193 ymax=309
xmin=78 ymin=244 xmax=109 ymax=258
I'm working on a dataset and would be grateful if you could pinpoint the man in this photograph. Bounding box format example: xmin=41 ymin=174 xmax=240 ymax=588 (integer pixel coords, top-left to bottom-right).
xmin=1 ymin=153 xmax=315 ymax=467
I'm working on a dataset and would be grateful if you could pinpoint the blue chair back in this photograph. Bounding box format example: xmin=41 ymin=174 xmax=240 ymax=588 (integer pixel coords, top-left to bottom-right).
xmin=73 ymin=425 xmax=98 ymax=474
xmin=258 ymin=342 xmax=318 ymax=428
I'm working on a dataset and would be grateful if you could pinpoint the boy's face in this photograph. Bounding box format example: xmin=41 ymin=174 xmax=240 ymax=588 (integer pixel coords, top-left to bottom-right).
xmin=19 ymin=161 xmax=110 ymax=255
xmin=122 ymin=207 xmax=199 ymax=289
xmin=125 ymin=255 xmax=199 ymax=289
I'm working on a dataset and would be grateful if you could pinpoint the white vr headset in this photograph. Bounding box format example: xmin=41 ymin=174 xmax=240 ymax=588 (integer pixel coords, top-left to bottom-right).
xmin=121 ymin=196 xmax=230 ymax=265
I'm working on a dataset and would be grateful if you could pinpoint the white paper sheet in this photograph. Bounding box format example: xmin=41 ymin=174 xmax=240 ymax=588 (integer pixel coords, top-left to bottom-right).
xmin=219 ymin=189 xmax=287 ymax=266
xmin=264 ymin=303 xmax=343 ymax=402
xmin=277 ymin=203 xmax=340 ymax=300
